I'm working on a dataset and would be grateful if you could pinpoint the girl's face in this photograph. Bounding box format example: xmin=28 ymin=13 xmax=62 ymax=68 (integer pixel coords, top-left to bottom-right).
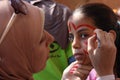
xmin=68 ymin=13 xmax=96 ymax=65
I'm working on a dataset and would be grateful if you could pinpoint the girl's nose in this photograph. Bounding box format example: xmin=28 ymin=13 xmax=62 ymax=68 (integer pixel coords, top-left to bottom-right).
xmin=72 ymin=37 xmax=81 ymax=49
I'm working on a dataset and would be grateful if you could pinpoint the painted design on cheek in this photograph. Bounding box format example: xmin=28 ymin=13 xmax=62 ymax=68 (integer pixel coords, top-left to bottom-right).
xmin=83 ymin=41 xmax=88 ymax=54
xmin=82 ymin=49 xmax=88 ymax=64
xmin=68 ymin=22 xmax=95 ymax=32
xmin=84 ymin=40 xmax=88 ymax=46
xmin=83 ymin=49 xmax=88 ymax=54
xmin=73 ymin=49 xmax=87 ymax=64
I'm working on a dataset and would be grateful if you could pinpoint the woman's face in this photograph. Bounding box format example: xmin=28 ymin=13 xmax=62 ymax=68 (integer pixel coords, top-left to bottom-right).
xmin=68 ymin=12 xmax=96 ymax=65
xmin=33 ymin=30 xmax=54 ymax=71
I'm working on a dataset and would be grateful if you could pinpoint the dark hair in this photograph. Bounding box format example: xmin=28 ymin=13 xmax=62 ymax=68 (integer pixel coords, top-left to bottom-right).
xmin=33 ymin=0 xmax=72 ymax=49
xmin=74 ymin=3 xmax=120 ymax=77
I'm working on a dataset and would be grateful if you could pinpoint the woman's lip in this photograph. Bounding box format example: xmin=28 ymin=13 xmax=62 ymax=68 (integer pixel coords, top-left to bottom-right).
xmin=73 ymin=53 xmax=84 ymax=60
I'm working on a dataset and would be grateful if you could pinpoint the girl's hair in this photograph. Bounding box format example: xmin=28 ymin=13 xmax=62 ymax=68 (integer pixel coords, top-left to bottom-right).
xmin=74 ymin=3 xmax=120 ymax=77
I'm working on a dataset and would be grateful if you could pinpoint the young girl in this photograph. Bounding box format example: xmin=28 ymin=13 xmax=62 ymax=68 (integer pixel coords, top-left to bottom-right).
xmin=62 ymin=3 xmax=120 ymax=80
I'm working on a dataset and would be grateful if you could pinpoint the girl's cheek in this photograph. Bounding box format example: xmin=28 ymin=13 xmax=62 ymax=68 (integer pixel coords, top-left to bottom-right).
xmin=83 ymin=40 xmax=88 ymax=48
xmin=84 ymin=40 xmax=88 ymax=46
xmin=83 ymin=40 xmax=88 ymax=54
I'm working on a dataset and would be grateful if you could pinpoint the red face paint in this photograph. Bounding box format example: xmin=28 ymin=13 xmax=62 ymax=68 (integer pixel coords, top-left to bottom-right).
xmin=84 ymin=40 xmax=88 ymax=46
xmin=83 ymin=40 xmax=88 ymax=54
xmin=68 ymin=22 xmax=95 ymax=32
xmin=68 ymin=22 xmax=97 ymax=64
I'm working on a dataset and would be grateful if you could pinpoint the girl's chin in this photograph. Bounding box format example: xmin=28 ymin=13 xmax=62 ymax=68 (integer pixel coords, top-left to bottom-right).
xmin=77 ymin=59 xmax=91 ymax=65
xmin=77 ymin=60 xmax=85 ymax=64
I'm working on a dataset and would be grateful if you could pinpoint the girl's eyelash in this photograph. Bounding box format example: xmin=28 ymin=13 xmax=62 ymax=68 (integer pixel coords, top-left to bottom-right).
xmin=68 ymin=34 xmax=74 ymax=42
xmin=80 ymin=34 xmax=89 ymax=38
xmin=79 ymin=31 xmax=92 ymax=37
xmin=77 ymin=32 xmax=92 ymax=40
xmin=68 ymin=31 xmax=93 ymax=42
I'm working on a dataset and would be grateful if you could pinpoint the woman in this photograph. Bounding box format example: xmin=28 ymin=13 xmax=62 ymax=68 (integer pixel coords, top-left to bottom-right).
xmin=62 ymin=3 xmax=120 ymax=80
xmin=0 ymin=0 xmax=54 ymax=80
xmin=33 ymin=0 xmax=74 ymax=80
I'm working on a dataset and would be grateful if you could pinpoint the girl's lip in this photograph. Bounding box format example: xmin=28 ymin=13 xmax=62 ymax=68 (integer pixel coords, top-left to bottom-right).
xmin=73 ymin=53 xmax=84 ymax=60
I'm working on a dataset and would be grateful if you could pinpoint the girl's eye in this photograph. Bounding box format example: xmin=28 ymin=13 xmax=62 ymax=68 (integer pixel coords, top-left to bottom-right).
xmin=80 ymin=34 xmax=90 ymax=39
xmin=68 ymin=33 xmax=74 ymax=42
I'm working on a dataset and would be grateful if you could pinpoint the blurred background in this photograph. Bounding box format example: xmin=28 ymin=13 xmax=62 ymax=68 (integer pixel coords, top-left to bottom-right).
xmin=55 ymin=0 xmax=120 ymax=11
xmin=27 ymin=0 xmax=120 ymax=19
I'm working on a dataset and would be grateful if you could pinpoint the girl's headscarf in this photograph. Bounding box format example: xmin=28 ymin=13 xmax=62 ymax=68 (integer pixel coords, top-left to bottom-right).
xmin=0 ymin=0 xmax=45 ymax=79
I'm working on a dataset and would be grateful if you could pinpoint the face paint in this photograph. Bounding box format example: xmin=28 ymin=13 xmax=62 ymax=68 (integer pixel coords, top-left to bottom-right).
xmin=68 ymin=22 xmax=96 ymax=47
xmin=68 ymin=22 xmax=95 ymax=33
xmin=84 ymin=40 xmax=88 ymax=50
xmin=84 ymin=40 xmax=88 ymax=45
xmin=73 ymin=49 xmax=88 ymax=64
xmin=68 ymin=21 xmax=101 ymax=48
xmin=68 ymin=20 xmax=101 ymax=65
xmin=68 ymin=21 xmax=96 ymax=50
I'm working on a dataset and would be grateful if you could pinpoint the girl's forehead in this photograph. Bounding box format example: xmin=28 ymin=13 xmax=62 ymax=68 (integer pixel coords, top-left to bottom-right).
xmin=68 ymin=22 xmax=95 ymax=33
xmin=68 ymin=15 xmax=96 ymax=32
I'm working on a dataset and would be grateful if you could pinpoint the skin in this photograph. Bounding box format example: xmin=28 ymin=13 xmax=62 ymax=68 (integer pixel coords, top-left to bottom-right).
xmin=68 ymin=14 xmax=95 ymax=80
xmin=0 ymin=1 xmax=54 ymax=79
xmin=68 ymin=16 xmax=95 ymax=65
xmin=36 ymin=30 xmax=54 ymax=70
xmin=62 ymin=13 xmax=96 ymax=80
xmin=62 ymin=12 xmax=116 ymax=80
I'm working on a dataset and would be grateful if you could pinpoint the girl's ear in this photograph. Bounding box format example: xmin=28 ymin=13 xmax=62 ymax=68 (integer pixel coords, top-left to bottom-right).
xmin=109 ymin=30 xmax=116 ymax=41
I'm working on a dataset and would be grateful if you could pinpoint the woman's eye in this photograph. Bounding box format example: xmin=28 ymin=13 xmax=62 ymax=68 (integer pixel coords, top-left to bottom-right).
xmin=68 ymin=34 xmax=74 ymax=42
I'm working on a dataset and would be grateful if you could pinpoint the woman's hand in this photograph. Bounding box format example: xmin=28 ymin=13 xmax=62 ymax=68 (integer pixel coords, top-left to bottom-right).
xmin=87 ymin=29 xmax=117 ymax=77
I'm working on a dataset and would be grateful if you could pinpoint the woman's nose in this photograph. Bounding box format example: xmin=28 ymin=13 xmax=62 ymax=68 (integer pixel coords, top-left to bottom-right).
xmin=44 ymin=30 xmax=54 ymax=45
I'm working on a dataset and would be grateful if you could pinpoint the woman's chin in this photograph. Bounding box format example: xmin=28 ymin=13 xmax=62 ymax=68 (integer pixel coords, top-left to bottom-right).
xmin=39 ymin=59 xmax=48 ymax=71
xmin=40 ymin=63 xmax=46 ymax=71
xmin=40 ymin=56 xmax=49 ymax=70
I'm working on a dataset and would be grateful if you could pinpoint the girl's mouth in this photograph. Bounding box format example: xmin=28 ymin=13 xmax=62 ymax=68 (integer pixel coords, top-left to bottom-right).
xmin=74 ymin=53 xmax=85 ymax=61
